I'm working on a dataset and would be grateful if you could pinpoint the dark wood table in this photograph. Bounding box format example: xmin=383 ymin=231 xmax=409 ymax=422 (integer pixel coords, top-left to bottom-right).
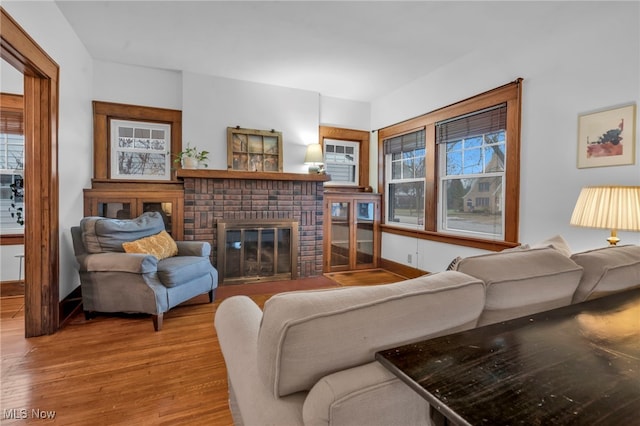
xmin=376 ymin=288 xmax=640 ymax=425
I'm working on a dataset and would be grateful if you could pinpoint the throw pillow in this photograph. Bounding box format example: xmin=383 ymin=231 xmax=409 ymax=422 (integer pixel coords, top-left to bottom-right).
xmin=445 ymin=256 xmax=462 ymax=271
xmin=532 ymin=234 xmax=572 ymax=257
xmin=122 ymin=230 xmax=178 ymax=260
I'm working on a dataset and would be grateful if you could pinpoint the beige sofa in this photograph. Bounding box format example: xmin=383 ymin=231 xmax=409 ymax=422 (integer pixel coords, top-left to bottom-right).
xmin=214 ymin=244 xmax=640 ymax=426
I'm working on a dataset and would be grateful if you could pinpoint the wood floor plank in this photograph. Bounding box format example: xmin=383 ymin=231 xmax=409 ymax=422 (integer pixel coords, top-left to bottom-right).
xmin=0 ymin=271 xmax=403 ymax=425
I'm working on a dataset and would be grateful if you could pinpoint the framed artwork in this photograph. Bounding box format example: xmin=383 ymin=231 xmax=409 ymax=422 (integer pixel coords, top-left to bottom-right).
xmin=227 ymin=127 xmax=283 ymax=172
xmin=110 ymin=119 xmax=172 ymax=180
xmin=577 ymin=103 xmax=636 ymax=168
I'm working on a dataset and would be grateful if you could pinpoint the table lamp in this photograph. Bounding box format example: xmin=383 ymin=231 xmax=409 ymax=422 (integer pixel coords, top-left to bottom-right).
xmin=304 ymin=143 xmax=324 ymax=174
xmin=570 ymin=185 xmax=640 ymax=245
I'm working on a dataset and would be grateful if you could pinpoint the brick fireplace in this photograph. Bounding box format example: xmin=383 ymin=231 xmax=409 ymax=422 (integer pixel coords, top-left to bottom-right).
xmin=179 ymin=170 xmax=328 ymax=283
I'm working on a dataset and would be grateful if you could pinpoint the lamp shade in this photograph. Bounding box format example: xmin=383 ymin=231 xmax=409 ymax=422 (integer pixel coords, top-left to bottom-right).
xmin=304 ymin=144 xmax=323 ymax=164
xmin=570 ymin=186 xmax=640 ymax=245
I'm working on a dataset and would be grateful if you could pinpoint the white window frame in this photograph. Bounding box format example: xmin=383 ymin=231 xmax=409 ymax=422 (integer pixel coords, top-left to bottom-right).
xmin=384 ymin=136 xmax=426 ymax=230
xmin=0 ymin=132 xmax=25 ymax=235
xmin=323 ymin=139 xmax=359 ymax=186
xmin=110 ymin=119 xmax=171 ymax=181
xmin=438 ymin=132 xmax=506 ymax=239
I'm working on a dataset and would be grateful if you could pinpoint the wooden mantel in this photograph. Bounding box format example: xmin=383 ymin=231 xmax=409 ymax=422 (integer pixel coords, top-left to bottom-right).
xmin=177 ymin=169 xmax=331 ymax=182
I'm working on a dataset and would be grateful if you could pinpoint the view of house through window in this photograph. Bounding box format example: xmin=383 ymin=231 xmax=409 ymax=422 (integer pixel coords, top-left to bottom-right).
xmin=438 ymin=104 xmax=507 ymax=239
xmin=379 ymin=80 xmax=522 ymax=248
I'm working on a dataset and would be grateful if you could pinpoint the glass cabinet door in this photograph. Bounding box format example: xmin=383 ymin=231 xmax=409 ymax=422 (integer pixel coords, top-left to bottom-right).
xmin=97 ymin=201 xmax=132 ymax=219
xmin=355 ymin=201 xmax=375 ymax=267
xmin=330 ymin=201 xmax=351 ymax=268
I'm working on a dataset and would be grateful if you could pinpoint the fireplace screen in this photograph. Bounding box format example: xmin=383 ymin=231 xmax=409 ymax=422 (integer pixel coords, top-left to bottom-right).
xmin=217 ymin=220 xmax=298 ymax=284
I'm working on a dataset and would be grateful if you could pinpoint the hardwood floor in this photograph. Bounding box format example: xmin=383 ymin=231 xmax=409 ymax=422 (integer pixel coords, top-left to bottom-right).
xmin=1 ymin=271 xmax=403 ymax=425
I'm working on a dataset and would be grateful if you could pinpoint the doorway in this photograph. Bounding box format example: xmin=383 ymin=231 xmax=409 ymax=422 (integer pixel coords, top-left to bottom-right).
xmin=1 ymin=8 xmax=60 ymax=337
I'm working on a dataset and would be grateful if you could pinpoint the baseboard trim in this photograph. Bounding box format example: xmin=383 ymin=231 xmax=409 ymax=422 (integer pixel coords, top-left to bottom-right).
xmin=1 ymin=280 xmax=24 ymax=297
xmin=380 ymin=258 xmax=428 ymax=278
xmin=59 ymin=286 xmax=83 ymax=328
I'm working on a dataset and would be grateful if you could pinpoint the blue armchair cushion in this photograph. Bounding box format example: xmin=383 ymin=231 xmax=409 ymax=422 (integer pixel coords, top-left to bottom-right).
xmin=81 ymin=212 xmax=165 ymax=254
xmin=158 ymin=256 xmax=215 ymax=287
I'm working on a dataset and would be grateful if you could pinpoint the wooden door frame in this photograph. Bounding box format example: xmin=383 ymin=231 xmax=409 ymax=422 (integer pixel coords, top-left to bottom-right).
xmin=1 ymin=7 xmax=60 ymax=337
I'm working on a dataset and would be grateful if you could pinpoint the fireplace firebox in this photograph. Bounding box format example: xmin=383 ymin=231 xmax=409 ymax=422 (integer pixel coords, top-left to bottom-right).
xmin=217 ymin=220 xmax=299 ymax=284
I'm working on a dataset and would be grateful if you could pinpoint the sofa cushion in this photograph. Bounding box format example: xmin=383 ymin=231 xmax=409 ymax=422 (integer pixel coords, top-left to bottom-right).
xmin=455 ymin=247 xmax=584 ymax=326
xmin=122 ymin=230 xmax=178 ymax=260
xmin=531 ymin=234 xmax=572 ymax=257
xmin=157 ymin=256 xmax=214 ymax=287
xmin=571 ymin=245 xmax=640 ymax=303
xmin=257 ymin=271 xmax=485 ymax=397
xmin=81 ymin=212 xmax=165 ymax=253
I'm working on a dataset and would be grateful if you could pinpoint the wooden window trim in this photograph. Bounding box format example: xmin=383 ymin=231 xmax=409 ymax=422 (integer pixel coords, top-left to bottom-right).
xmin=92 ymin=101 xmax=182 ymax=181
xmin=378 ymin=80 xmax=523 ymax=251
xmin=2 ymin=7 xmax=60 ymax=336
xmin=319 ymin=126 xmax=370 ymax=191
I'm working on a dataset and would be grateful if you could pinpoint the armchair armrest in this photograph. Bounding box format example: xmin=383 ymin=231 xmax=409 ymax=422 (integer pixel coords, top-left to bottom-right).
xmin=76 ymin=252 xmax=158 ymax=274
xmin=176 ymin=241 xmax=211 ymax=257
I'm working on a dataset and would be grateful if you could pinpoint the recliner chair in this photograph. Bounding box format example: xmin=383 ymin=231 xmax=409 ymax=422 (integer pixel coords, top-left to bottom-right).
xmin=71 ymin=211 xmax=218 ymax=331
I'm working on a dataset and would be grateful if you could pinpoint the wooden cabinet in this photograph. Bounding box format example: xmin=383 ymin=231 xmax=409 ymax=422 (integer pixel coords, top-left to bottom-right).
xmin=323 ymin=192 xmax=381 ymax=273
xmin=83 ymin=182 xmax=184 ymax=240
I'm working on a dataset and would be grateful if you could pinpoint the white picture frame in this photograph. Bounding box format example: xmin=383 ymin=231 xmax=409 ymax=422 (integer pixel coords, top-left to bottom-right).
xmin=110 ymin=119 xmax=171 ymax=180
xmin=577 ymin=103 xmax=636 ymax=168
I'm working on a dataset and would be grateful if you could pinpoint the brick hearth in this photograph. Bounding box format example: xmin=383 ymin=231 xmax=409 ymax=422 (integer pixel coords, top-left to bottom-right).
xmin=182 ymin=176 xmax=324 ymax=279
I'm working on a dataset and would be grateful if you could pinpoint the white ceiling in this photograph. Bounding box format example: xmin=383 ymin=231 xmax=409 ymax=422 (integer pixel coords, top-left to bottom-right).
xmin=55 ymin=1 xmax=566 ymax=102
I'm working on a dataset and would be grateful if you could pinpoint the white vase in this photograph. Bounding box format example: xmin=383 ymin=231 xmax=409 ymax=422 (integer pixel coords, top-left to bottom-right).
xmin=182 ymin=157 xmax=199 ymax=169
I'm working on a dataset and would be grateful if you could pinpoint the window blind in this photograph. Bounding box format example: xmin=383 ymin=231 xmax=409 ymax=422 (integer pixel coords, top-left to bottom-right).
xmin=383 ymin=129 xmax=425 ymax=155
xmin=436 ymin=103 xmax=506 ymax=144
xmin=0 ymin=110 xmax=24 ymax=135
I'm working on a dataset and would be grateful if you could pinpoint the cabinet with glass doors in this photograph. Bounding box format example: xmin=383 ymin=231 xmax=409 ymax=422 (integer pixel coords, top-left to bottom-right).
xmin=323 ymin=192 xmax=381 ymax=272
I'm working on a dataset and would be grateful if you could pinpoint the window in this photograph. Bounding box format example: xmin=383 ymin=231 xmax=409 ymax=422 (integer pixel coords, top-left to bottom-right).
xmin=92 ymin=101 xmax=182 ymax=181
xmin=1 ymin=93 xmax=25 ymax=235
xmin=438 ymin=104 xmax=507 ymax=239
xmin=110 ymin=119 xmax=171 ymax=180
xmin=378 ymin=80 xmax=522 ymax=250
xmin=324 ymin=139 xmax=359 ymax=185
xmin=384 ymin=130 xmax=425 ymax=227
xmin=319 ymin=126 xmax=370 ymax=189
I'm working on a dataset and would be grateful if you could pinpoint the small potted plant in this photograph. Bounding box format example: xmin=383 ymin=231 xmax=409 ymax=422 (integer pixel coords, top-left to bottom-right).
xmin=174 ymin=144 xmax=209 ymax=169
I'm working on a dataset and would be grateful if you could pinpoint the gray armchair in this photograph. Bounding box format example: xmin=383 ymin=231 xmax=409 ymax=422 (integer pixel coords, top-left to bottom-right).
xmin=71 ymin=212 xmax=218 ymax=331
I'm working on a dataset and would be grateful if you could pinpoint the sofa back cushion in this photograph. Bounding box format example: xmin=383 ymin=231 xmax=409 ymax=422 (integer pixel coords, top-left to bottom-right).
xmin=571 ymin=245 xmax=640 ymax=303
xmin=455 ymin=247 xmax=583 ymax=326
xmin=257 ymin=271 xmax=485 ymax=397
xmin=80 ymin=212 xmax=166 ymax=254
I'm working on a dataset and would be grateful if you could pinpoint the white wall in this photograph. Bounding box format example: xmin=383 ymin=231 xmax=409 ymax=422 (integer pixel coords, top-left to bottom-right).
xmin=373 ymin=1 xmax=640 ymax=272
xmin=1 ymin=58 xmax=23 ymax=94
xmin=92 ymin=60 xmax=182 ymax=110
xmin=320 ymin=96 xmax=370 ymax=131
xmin=182 ymin=72 xmax=320 ymax=173
xmin=2 ymin=1 xmax=94 ymax=298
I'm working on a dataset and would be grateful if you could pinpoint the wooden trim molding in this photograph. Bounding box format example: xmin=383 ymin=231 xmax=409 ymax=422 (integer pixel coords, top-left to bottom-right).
xmin=319 ymin=126 xmax=370 ymax=189
xmin=379 ymin=257 xmax=428 ymax=279
xmin=177 ymin=169 xmax=330 ymax=182
xmin=0 ymin=234 xmax=24 ymax=245
xmin=1 ymin=7 xmax=60 ymax=337
xmin=377 ymin=80 xmax=523 ymax=251
xmin=92 ymin=100 xmax=182 ymax=181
